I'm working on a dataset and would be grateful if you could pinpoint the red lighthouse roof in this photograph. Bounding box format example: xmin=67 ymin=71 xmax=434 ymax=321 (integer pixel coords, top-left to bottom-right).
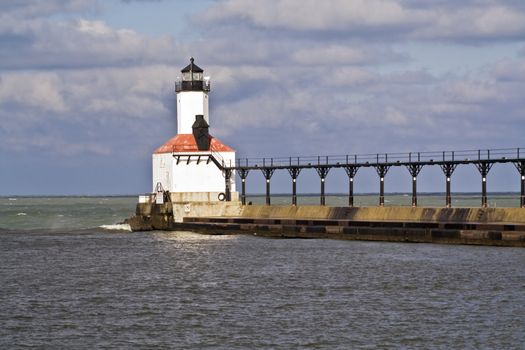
xmin=154 ymin=134 xmax=234 ymax=154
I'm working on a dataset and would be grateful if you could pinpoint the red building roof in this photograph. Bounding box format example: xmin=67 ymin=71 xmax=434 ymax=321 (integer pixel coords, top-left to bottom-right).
xmin=154 ymin=134 xmax=234 ymax=154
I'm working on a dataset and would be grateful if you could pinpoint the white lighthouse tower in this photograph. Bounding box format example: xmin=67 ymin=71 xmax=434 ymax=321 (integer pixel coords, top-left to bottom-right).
xmin=151 ymin=58 xmax=237 ymax=203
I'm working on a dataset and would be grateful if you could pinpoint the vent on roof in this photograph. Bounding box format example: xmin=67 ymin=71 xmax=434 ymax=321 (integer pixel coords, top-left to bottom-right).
xmin=192 ymin=115 xmax=210 ymax=151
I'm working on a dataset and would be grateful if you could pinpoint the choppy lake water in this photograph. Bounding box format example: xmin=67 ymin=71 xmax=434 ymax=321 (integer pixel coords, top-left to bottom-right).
xmin=1 ymin=196 xmax=524 ymax=349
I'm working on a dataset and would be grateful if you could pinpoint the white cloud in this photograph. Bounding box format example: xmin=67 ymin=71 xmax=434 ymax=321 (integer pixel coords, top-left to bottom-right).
xmin=0 ymin=17 xmax=179 ymax=69
xmin=0 ymin=65 xmax=178 ymax=157
xmin=0 ymin=0 xmax=524 ymax=194
xmin=415 ymin=5 xmax=525 ymax=40
xmin=0 ymin=73 xmax=67 ymax=112
xmin=291 ymin=46 xmax=367 ymax=66
xmin=203 ymin=0 xmax=413 ymax=31
xmin=202 ymin=0 xmax=525 ymax=42
xmin=0 ymin=0 xmax=97 ymax=18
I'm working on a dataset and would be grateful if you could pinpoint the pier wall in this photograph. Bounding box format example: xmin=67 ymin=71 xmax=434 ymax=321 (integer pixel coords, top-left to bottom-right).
xmin=126 ymin=201 xmax=242 ymax=231
xmin=127 ymin=203 xmax=525 ymax=246
xmin=238 ymin=205 xmax=525 ymax=223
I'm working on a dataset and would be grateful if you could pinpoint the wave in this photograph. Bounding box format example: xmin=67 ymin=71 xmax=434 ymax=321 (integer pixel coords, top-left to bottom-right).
xmin=16 ymin=212 xmax=27 ymax=216
xmin=98 ymin=224 xmax=132 ymax=232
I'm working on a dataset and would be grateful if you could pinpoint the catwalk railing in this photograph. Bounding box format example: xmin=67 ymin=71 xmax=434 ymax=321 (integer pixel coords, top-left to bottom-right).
xmin=220 ymin=147 xmax=525 ymax=208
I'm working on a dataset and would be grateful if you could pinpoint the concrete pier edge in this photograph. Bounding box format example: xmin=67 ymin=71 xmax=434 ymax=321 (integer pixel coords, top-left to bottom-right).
xmin=126 ymin=203 xmax=525 ymax=247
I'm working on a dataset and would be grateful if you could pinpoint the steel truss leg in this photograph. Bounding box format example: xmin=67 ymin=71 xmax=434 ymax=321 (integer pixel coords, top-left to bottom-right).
xmin=513 ymin=162 xmax=525 ymax=208
xmin=238 ymin=169 xmax=249 ymax=205
xmin=406 ymin=165 xmax=423 ymax=207
xmin=375 ymin=165 xmax=390 ymax=207
xmin=475 ymin=162 xmax=493 ymax=208
xmin=440 ymin=163 xmax=457 ymax=208
xmin=344 ymin=166 xmax=359 ymax=207
xmin=261 ymin=168 xmax=275 ymax=206
xmin=315 ymin=167 xmax=330 ymax=206
xmin=287 ymin=167 xmax=301 ymax=206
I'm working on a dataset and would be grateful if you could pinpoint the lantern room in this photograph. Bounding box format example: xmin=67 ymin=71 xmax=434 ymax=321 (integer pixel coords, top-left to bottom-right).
xmin=175 ymin=57 xmax=210 ymax=134
xmin=176 ymin=57 xmax=210 ymax=92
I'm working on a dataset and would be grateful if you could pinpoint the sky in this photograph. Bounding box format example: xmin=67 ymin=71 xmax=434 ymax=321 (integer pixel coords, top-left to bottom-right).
xmin=1 ymin=0 xmax=524 ymax=196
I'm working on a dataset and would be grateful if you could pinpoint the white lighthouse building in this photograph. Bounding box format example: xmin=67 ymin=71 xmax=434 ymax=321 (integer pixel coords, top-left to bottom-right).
xmin=151 ymin=58 xmax=237 ymax=202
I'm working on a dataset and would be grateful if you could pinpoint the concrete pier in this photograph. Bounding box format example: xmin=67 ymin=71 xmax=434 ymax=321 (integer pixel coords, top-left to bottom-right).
xmin=126 ymin=203 xmax=525 ymax=247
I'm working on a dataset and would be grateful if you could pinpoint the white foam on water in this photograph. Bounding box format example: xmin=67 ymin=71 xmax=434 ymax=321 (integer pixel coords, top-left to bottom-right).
xmin=99 ymin=223 xmax=132 ymax=232
xmin=8 ymin=198 xmax=17 ymax=201
xmin=16 ymin=212 xmax=27 ymax=216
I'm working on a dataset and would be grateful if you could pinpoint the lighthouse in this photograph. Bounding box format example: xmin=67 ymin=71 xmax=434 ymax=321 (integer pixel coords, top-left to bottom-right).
xmin=151 ymin=58 xmax=237 ymax=202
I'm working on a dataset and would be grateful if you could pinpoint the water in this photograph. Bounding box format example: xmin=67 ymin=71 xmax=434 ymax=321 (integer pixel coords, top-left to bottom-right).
xmin=246 ymin=193 xmax=522 ymax=208
xmin=0 ymin=194 xmax=520 ymax=232
xmin=1 ymin=196 xmax=524 ymax=348
xmin=0 ymin=196 xmax=135 ymax=231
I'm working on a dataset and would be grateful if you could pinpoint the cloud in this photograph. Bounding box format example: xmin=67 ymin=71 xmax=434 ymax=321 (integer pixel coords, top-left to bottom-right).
xmin=208 ymin=57 xmax=525 ymax=157
xmin=0 ymin=0 xmax=98 ymax=18
xmin=290 ymin=45 xmax=406 ymax=66
xmin=121 ymin=0 xmax=163 ymax=2
xmin=0 ymin=65 xmax=178 ymax=157
xmin=202 ymin=0 xmax=412 ymax=31
xmin=1 ymin=0 xmax=524 ymax=195
xmin=0 ymin=72 xmax=67 ymax=113
xmin=201 ymin=0 xmax=525 ymax=42
xmin=0 ymin=18 xmax=180 ymax=70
